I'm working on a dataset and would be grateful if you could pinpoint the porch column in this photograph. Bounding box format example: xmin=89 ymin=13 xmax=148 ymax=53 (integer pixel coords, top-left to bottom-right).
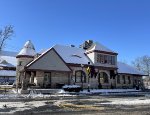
xmin=30 ymin=72 xmax=34 ymax=84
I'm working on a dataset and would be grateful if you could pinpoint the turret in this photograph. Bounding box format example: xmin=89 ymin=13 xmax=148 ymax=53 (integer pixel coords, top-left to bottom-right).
xmin=16 ymin=40 xmax=36 ymax=90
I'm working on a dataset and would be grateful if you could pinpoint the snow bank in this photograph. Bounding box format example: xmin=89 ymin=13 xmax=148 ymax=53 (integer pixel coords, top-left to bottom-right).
xmin=81 ymin=89 xmax=140 ymax=94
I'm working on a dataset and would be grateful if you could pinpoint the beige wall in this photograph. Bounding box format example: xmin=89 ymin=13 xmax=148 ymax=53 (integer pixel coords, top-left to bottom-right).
xmin=28 ymin=49 xmax=70 ymax=72
xmin=70 ymin=66 xmax=113 ymax=89
xmin=87 ymin=52 xmax=95 ymax=64
xmin=51 ymin=72 xmax=69 ymax=88
xmin=34 ymin=71 xmax=70 ymax=88
xmin=116 ymin=74 xmax=142 ymax=88
xmin=16 ymin=57 xmax=34 ymax=86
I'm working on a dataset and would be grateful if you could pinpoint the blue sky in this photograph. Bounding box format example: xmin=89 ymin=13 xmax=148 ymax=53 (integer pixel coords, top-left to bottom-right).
xmin=0 ymin=0 xmax=150 ymax=64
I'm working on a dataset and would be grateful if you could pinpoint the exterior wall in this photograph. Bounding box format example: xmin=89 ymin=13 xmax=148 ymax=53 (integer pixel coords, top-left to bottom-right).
xmin=34 ymin=71 xmax=70 ymax=88
xmin=70 ymin=66 xmax=113 ymax=89
xmin=16 ymin=57 xmax=34 ymax=86
xmin=116 ymin=74 xmax=142 ymax=89
xmin=86 ymin=52 xmax=95 ymax=63
xmin=70 ymin=66 xmax=90 ymax=88
xmin=28 ymin=49 xmax=70 ymax=72
xmin=99 ymin=70 xmax=111 ymax=89
xmin=51 ymin=72 xmax=69 ymax=88
xmin=34 ymin=71 xmax=44 ymax=87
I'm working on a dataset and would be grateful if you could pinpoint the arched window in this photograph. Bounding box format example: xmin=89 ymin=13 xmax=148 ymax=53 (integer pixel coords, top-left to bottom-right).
xmin=102 ymin=72 xmax=109 ymax=83
xmin=75 ymin=70 xmax=86 ymax=83
xmin=99 ymin=72 xmax=109 ymax=83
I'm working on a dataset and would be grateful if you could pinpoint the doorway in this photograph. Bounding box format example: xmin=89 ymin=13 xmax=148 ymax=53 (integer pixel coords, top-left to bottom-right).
xmin=43 ymin=72 xmax=51 ymax=88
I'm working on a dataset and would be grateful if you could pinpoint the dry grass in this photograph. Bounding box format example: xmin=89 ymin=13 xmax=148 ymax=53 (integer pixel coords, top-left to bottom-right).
xmin=59 ymin=102 xmax=104 ymax=111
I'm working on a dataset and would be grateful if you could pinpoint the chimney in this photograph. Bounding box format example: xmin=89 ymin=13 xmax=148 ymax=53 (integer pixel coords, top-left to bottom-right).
xmin=80 ymin=40 xmax=93 ymax=50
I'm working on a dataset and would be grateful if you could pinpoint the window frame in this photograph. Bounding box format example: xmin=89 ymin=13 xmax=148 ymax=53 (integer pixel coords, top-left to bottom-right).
xmin=75 ymin=70 xmax=86 ymax=83
xmin=122 ymin=75 xmax=126 ymax=84
xmin=117 ymin=75 xmax=121 ymax=84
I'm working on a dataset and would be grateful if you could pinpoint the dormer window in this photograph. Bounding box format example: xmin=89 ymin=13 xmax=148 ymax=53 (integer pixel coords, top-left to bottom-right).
xmin=97 ymin=54 xmax=116 ymax=65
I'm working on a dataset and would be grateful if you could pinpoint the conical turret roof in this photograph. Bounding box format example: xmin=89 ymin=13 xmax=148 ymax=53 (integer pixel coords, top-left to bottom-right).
xmin=17 ymin=40 xmax=36 ymax=58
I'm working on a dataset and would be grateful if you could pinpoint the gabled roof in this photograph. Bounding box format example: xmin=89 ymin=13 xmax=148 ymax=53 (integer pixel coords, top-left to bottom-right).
xmin=117 ymin=62 xmax=146 ymax=76
xmin=86 ymin=42 xmax=117 ymax=54
xmin=53 ymin=44 xmax=92 ymax=65
xmin=26 ymin=48 xmax=71 ymax=72
xmin=17 ymin=40 xmax=36 ymax=57
xmin=0 ymin=51 xmax=17 ymax=67
xmin=0 ymin=58 xmax=15 ymax=67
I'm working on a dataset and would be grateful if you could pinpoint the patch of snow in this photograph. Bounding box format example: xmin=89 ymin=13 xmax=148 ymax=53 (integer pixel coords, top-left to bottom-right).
xmin=101 ymin=98 xmax=150 ymax=105
xmin=17 ymin=40 xmax=36 ymax=56
xmin=63 ymin=85 xmax=81 ymax=88
xmin=118 ymin=62 xmax=145 ymax=75
xmin=0 ymin=101 xmax=46 ymax=114
xmin=0 ymin=56 xmax=17 ymax=67
xmin=54 ymin=44 xmax=92 ymax=65
xmin=86 ymin=42 xmax=116 ymax=53
xmin=80 ymin=89 xmax=140 ymax=94
xmin=58 ymin=89 xmax=66 ymax=93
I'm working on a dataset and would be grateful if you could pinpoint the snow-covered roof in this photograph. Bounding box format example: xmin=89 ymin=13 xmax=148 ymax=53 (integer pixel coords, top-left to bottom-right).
xmin=0 ymin=58 xmax=15 ymax=67
xmin=0 ymin=70 xmax=16 ymax=76
xmin=0 ymin=51 xmax=17 ymax=67
xmin=17 ymin=40 xmax=36 ymax=57
xmin=86 ymin=42 xmax=116 ymax=53
xmin=53 ymin=44 xmax=92 ymax=65
xmin=117 ymin=62 xmax=145 ymax=75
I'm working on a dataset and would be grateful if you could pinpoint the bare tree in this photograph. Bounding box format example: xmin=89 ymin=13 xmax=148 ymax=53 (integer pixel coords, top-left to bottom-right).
xmin=132 ymin=55 xmax=150 ymax=76
xmin=0 ymin=25 xmax=14 ymax=51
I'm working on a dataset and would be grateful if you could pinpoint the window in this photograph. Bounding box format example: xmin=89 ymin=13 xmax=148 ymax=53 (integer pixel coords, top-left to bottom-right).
xmin=75 ymin=70 xmax=86 ymax=83
xmin=102 ymin=72 xmax=109 ymax=83
xmin=128 ymin=76 xmax=131 ymax=84
xmin=122 ymin=75 xmax=126 ymax=84
xmin=97 ymin=54 xmax=104 ymax=64
xmin=97 ymin=54 xmax=100 ymax=63
xmin=111 ymin=56 xmax=115 ymax=65
xmin=44 ymin=73 xmax=51 ymax=82
xmin=104 ymin=55 xmax=107 ymax=63
xmin=100 ymin=55 xmax=104 ymax=63
xmin=97 ymin=54 xmax=116 ymax=65
xmin=18 ymin=61 xmax=22 ymax=66
xmin=108 ymin=56 xmax=111 ymax=64
xmin=117 ymin=75 xmax=120 ymax=84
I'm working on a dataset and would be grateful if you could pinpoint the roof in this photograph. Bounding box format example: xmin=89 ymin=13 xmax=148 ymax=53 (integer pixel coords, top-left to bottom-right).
xmin=53 ymin=44 xmax=92 ymax=65
xmin=117 ymin=62 xmax=145 ymax=75
xmin=0 ymin=70 xmax=16 ymax=76
xmin=86 ymin=42 xmax=117 ymax=53
xmin=26 ymin=48 xmax=71 ymax=72
xmin=17 ymin=40 xmax=36 ymax=57
xmin=0 ymin=51 xmax=17 ymax=67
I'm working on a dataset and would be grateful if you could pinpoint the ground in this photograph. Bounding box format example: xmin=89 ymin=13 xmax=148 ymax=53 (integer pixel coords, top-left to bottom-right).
xmin=0 ymin=87 xmax=150 ymax=115
xmin=1 ymin=91 xmax=150 ymax=115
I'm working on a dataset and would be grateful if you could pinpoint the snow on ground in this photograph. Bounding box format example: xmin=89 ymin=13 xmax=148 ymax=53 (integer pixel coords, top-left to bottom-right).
xmin=0 ymin=100 xmax=46 ymax=114
xmin=0 ymin=89 xmax=150 ymax=114
xmin=100 ymin=98 xmax=150 ymax=105
xmin=80 ymin=89 xmax=141 ymax=94
xmin=0 ymin=88 xmax=143 ymax=100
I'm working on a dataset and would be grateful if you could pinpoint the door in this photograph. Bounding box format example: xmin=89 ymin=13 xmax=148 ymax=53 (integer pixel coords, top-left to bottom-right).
xmin=43 ymin=72 xmax=51 ymax=88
